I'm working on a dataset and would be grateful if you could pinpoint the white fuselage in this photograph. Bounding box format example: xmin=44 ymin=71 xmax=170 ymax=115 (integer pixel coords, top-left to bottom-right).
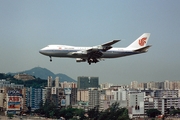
xmin=39 ymin=45 xmax=140 ymax=59
xmin=39 ymin=33 xmax=151 ymax=64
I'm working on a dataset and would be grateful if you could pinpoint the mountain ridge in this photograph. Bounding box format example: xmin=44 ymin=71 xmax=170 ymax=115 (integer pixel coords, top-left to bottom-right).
xmin=8 ymin=67 xmax=76 ymax=82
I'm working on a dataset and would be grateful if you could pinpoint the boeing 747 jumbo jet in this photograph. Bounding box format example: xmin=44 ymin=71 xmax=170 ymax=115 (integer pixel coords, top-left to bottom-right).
xmin=39 ymin=33 xmax=151 ymax=65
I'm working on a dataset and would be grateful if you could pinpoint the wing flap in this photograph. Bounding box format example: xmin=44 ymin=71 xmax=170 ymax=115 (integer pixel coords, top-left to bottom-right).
xmin=86 ymin=40 xmax=120 ymax=52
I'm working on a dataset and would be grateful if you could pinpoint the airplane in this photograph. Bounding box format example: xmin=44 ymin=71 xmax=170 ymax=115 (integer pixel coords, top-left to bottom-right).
xmin=39 ymin=33 xmax=151 ymax=65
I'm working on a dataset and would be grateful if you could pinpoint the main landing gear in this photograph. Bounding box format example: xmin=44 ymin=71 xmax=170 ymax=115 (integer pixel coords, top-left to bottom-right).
xmin=88 ymin=60 xmax=91 ymax=65
xmin=88 ymin=58 xmax=99 ymax=65
xmin=50 ymin=56 xmax=52 ymax=62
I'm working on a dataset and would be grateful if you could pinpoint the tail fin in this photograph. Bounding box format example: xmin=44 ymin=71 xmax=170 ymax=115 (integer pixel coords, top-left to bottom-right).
xmin=127 ymin=33 xmax=150 ymax=49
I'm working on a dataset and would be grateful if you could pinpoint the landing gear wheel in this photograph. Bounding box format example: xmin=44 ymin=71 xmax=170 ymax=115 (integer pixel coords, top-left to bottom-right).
xmin=88 ymin=61 xmax=91 ymax=65
xmin=50 ymin=56 xmax=52 ymax=62
xmin=88 ymin=59 xmax=91 ymax=65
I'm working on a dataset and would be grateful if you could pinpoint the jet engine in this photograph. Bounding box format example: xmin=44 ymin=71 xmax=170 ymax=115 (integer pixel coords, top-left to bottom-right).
xmin=102 ymin=46 xmax=112 ymax=51
xmin=92 ymin=45 xmax=112 ymax=51
xmin=76 ymin=58 xmax=86 ymax=62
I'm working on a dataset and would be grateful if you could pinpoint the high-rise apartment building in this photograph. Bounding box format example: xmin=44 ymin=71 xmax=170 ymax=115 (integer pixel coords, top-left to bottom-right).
xmin=61 ymin=81 xmax=77 ymax=88
xmin=77 ymin=90 xmax=89 ymax=102
xmin=26 ymin=87 xmax=42 ymax=111
xmin=45 ymin=87 xmax=65 ymax=107
xmin=47 ymin=76 xmax=53 ymax=87
xmin=154 ymin=90 xmax=178 ymax=98
xmin=0 ymin=80 xmax=24 ymax=114
xmin=128 ymin=91 xmax=145 ymax=118
xmin=55 ymin=77 xmax=59 ymax=88
xmin=134 ymin=80 xmax=180 ymax=90
xmin=130 ymin=81 xmax=138 ymax=89
xmin=70 ymin=88 xmax=77 ymax=105
xmin=100 ymin=83 xmax=113 ymax=89
xmin=77 ymin=76 xmax=99 ymax=89
xmin=88 ymin=88 xmax=100 ymax=109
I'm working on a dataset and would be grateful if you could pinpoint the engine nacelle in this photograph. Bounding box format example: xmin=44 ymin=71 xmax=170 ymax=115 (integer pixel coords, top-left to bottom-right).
xmin=76 ymin=58 xmax=86 ymax=62
xmin=92 ymin=45 xmax=112 ymax=51
xmin=71 ymin=51 xmax=87 ymax=55
xmin=102 ymin=46 xmax=112 ymax=51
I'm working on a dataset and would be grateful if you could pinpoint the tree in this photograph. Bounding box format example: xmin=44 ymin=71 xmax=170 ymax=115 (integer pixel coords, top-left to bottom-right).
xmin=33 ymin=101 xmax=130 ymax=120
xmin=57 ymin=106 xmax=86 ymax=120
xmin=34 ymin=100 xmax=56 ymax=118
xmin=27 ymin=106 xmax=31 ymax=114
xmin=4 ymin=74 xmax=47 ymax=88
xmin=98 ymin=102 xmax=130 ymax=120
xmin=49 ymin=110 xmax=55 ymax=118
xmin=169 ymin=106 xmax=175 ymax=115
xmin=43 ymin=101 xmax=56 ymax=118
xmin=7 ymin=114 xmax=13 ymax=119
xmin=87 ymin=106 xmax=99 ymax=120
xmin=73 ymin=108 xmax=86 ymax=120
xmin=146 ymin=109 xmax=161 ymax=118
xmin=98 ymin=111 xmax=109 ymax=120
xmin=34 ymin=101 xmax=85 ymax=120
xmin=117 ymin=108 xmax=129 ymax=120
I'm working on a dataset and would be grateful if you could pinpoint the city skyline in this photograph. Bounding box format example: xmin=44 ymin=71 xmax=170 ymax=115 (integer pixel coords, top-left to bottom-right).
xmin=1 ymin=74 xmax=180 ymax=119
xmin=1 ymin=1 xmax=180 ymax=85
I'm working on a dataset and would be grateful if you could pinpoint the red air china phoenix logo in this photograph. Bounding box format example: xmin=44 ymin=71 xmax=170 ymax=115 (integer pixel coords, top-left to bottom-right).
xmin=139 ymin=37 xmax=147 ymax=46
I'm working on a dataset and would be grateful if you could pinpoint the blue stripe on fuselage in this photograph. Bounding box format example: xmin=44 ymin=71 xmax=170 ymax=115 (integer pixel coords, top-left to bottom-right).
xmin=41 ymin=49 xmax=141 ymax=58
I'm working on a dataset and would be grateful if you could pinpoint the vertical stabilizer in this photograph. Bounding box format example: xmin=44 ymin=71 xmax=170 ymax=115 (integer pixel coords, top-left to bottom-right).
xmin=127 ymin=33 xmax=150 ymax=49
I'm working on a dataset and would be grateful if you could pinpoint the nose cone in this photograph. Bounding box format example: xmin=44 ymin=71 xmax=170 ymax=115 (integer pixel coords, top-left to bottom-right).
xmin=39 ymin=49 xmax=43 ymax=54
xmin=39 ymin=47 xmax=51 ymax=56
xmin=39 ymin=49 xmax=46 ymax=55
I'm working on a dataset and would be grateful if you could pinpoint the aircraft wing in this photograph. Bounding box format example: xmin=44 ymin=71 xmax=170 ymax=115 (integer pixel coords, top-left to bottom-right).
xmin=101 ymin=40 xmax=120 ymax=47
xmin=70 ymin=40 xmax=120 ymax=55
xmin=85 ymin=40 xmax=120 ymax=64
xmin=87 ymin=40 xmax=120 ymax=52
xmin=71 ymin=40 xmax=120 ymax=64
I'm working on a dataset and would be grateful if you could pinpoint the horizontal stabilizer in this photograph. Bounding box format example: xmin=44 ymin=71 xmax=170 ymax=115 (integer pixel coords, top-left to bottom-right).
xmin=134 ymin=45 xmax=152 ymax=52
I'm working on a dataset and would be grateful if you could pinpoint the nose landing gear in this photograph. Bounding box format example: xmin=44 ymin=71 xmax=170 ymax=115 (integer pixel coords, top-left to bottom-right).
xmin=50 ymin=56 xmax=52 ymax=62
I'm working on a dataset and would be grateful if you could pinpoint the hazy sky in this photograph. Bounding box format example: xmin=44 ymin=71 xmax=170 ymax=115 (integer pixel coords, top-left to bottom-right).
xmin=1 ymin=1 xmax=180 ymax=85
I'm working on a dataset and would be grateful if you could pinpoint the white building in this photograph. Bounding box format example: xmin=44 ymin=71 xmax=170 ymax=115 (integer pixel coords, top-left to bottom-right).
xmin=111 ymin=88 xmax=128 ymax=108
xmin=64 ymin=88 xmax=71 ymax=106
xmin=99 ymin=89 xmax=113 ymax=111
xmin=130 ymin=81 xmax=138 ymax=89
xmin=47 ymin=76 xmax=53 ymax=87
xmin=100 ymin=83 xmax=113 ymax=89
xmin=55 ymin=77 xmax=59 ymax=88
xmin=128 ymin=91 xmax=145 ymax=119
